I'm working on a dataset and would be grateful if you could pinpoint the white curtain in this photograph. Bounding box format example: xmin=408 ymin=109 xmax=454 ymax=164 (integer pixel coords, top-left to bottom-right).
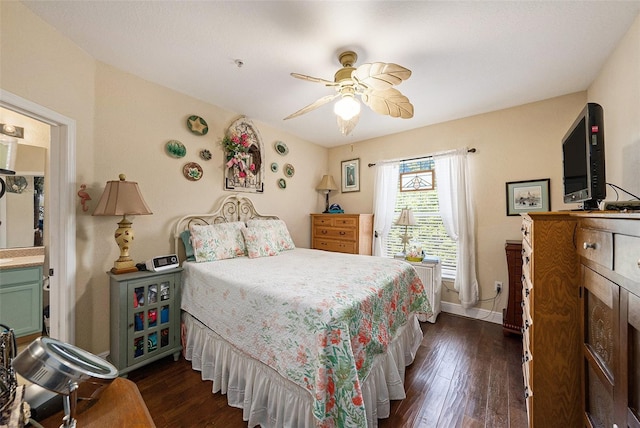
xmin=372 ymin=162 xmax=400 ymax=256
xmin=434 ymin=148 xmax=478 ymax=308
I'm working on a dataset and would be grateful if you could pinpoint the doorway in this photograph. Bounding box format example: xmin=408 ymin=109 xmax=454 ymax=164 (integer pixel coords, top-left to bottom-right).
xmin=0 ymin=89 xmax=76 ymax=344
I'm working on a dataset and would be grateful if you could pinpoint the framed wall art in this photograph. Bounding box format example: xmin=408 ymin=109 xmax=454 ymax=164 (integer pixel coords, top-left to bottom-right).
xmin=341 ymin=158 xmax=360 ymax=193
xmin=506 ymin=178 xmax=550 ymax=216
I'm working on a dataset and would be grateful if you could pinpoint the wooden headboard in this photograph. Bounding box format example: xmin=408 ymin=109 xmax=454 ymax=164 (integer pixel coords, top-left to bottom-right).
xmin=173 ymin=194 xmax=278 ymax=260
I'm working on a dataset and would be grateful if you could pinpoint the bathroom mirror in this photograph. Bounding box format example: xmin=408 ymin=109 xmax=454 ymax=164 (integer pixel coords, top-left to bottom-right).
xmin=0 ymin=145 xmax=46 ymax=249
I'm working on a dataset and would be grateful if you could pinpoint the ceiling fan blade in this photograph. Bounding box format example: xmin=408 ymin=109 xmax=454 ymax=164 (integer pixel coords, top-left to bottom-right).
xmin=283 ymin=93 xmax=340 ymax=120
xmin=290 ymin=73 xmax=339 ymax=87
xmin=352 ymin=62 xmax=412 ymax=91
xmin=337 ymin=113 xmax=360 ymax=136
xmin=361 ymin=88 xmax=414 ymax=118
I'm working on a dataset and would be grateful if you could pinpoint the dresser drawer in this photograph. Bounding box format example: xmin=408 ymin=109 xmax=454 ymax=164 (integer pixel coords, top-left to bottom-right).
xmin=613 ymin=234 xmax=640 ymax=283
xmin=313 ymin=216 xmax=357 ymax=228
xmin=577 ymin=227 xmax=613 ymax=270
xmin=313 ymin=238 xmax=356 ymax=254
xmin=313 ymin=227 xmax=356 ymax=242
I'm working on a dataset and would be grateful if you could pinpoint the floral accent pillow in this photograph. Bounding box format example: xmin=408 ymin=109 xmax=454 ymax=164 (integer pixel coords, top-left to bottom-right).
xmin=189 ymin=222 xmax=247 ymax=262
xmin=246 ymin=219 xmax=295 ymax=251
xmin=242 ymin=227 xmax=280 ymax=258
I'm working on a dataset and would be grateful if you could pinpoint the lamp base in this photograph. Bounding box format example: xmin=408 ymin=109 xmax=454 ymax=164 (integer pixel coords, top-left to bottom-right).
xmin=110 ymin=265 xmax=138 ymax=275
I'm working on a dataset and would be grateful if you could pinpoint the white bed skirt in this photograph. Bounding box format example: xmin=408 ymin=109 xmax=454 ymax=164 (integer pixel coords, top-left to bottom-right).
xmin=182 ymin=312 xmax=424 ymax=428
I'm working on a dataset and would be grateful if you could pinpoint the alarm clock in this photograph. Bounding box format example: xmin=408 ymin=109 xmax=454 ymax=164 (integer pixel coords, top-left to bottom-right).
xmin=145 ymin=254 xmax=179 ymax=272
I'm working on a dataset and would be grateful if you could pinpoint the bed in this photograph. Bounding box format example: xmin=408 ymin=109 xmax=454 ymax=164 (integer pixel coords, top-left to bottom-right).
xmin=174 ymin=195 xmax=432 ymax=427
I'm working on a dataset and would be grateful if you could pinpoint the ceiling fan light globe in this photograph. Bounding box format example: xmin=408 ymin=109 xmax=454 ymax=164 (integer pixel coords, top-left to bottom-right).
xmin=334 ymin=96 xmax=361 ymax=121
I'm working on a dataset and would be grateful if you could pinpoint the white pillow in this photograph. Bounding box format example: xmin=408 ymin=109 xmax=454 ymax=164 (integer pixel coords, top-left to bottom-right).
xmin=189 ymin=221 xmax=247 ymax=262
xmin=242 ymin=227 xmax=280 ymax=258
xmin=246 ymin=219 xmax=295 ymax=251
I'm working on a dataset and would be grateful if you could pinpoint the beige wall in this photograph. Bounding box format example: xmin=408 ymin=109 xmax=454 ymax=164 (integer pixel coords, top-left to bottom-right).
xmin=327 ymin=93 xmax=587 ymax=313
xmin=588 ymin=13 xmax=640 ymax=197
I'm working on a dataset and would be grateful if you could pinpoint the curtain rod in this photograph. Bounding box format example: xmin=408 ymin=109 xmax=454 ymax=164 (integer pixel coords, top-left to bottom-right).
xmin=367 ymin=147 xmax=476 ymax=167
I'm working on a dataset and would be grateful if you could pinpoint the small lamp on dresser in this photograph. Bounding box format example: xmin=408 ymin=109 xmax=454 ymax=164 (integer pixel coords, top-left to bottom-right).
xmin=316 ymin=174 xmax=338 ymax=213
xmin=93 ymin=174 xmax=153 ymax=274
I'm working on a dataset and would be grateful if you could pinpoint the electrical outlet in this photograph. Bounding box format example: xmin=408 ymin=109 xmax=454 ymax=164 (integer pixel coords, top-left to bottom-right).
xmin=495 ymin=281 xmax=503 ymax=294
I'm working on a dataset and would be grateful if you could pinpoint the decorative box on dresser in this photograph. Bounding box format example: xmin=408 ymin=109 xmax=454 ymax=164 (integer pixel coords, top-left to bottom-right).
xmin=503 ymin=240 xmax=523 ymax=335
xmin=520 ymin=212 xmax=582 ymax=427
xmin=575 ymin=213 xmax=640 ymax=428
xmin=310 ymin=213 xmax=373 ymax=255
xmin=109 ymin=268 xmax=183 ymax=376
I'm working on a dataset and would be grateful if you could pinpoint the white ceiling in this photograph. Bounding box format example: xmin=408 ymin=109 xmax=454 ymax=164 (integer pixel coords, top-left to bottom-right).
xmin=23 ymin=1 xmax=640 ymax=148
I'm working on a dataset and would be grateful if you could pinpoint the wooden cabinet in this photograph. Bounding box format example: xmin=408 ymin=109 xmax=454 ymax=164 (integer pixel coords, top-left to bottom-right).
xmin=310 ymin=213 xmax=373 ymax=255
xmin=0 ymin=265 xmax=42 ymax=337
xmin=520 ymin=213 xmax=582 ymax=427
xmin=576 ymin=215 xmax=640 ymax=428
xmin=109 ymin=268 xmax=182 ymax=375
xmin=503 ymin=240 xmax=523 ymax=335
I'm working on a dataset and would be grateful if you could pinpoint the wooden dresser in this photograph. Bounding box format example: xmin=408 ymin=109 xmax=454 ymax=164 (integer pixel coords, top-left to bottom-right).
xmin=520 ymin=213 xmax=582 ymax=427
xmin=520 ymin=212 xmax=640 ymax=428
xmin=503 ymin=240 xmax=523 ymax=335
xmin=575 ymin=214 xmax=640 ymax=428
xmin=310 ymin=213 xmax=373 ymax=255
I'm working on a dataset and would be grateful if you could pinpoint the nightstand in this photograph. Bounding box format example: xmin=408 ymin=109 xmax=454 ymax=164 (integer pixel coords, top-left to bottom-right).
xmin=406 ymin=259 xmax=441 ymax=323
xmin=108 ymin=268 xmax=183 ymax=375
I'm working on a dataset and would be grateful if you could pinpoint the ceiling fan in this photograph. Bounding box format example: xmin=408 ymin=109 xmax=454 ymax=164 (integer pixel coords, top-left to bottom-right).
xmin=283 ymin=51 xmax=414 ymax=136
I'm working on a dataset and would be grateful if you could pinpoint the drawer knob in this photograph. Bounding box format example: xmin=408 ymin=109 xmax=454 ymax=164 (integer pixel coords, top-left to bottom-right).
xmin=321 ymin=230 xmax=328 ymax=235
xmin=339 ymin=231 xmax=346 ymax=235
xmin=583 ymin=242 xmax=597 ymax=250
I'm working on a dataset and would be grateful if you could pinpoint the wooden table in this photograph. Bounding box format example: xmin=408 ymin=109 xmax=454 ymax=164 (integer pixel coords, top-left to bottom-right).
xmin=39 ymin=377 xmax=155 ymax=427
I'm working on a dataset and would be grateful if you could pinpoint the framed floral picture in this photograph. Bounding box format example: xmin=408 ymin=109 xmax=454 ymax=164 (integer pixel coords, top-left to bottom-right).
xmin=341 ymin=158 xmax=360 ymax=193
xmin=506 ymin=178 xmax=550 ymax=216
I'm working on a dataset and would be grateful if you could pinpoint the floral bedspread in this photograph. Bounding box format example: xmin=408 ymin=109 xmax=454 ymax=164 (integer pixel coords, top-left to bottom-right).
xmin=181 ymin=248 xmax=431 ymax=427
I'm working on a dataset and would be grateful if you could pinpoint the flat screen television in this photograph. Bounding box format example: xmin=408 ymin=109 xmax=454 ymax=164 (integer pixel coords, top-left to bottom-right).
xmin=562 ymin=102 xmax=606 ymax=210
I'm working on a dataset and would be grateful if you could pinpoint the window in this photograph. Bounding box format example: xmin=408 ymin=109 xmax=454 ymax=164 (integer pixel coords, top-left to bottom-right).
xmin=385 ymin=158 xmax=457 ymax=277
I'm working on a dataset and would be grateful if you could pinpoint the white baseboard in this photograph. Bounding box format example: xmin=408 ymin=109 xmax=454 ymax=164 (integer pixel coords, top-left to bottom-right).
xmin=440 ymin=301 xmax=503 ymax=325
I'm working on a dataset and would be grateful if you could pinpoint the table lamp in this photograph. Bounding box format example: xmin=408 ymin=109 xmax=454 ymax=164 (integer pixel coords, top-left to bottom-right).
xmin=316 ymin=174 xmax=338 ymax=213
xmin=93 ymin=174 xmax=152 ymax=274
xmin=395 ymin=207 xmax=416 ymax=255
xmin=12 ymin=336 xmax=119 ymax=428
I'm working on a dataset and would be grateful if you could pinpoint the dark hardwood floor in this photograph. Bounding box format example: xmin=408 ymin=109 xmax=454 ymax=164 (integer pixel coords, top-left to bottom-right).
xmin=41 ymin=313 xmax=527 ymax=427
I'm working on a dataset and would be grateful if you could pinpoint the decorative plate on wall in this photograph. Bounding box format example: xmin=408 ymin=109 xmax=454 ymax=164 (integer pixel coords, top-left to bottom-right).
xmin=199 ymin=149 xmax=212 ymax=161
xmin=187 ymin=115 xmax=208 ymax=135
xmin=283 ymin=163 xmax=295 ymax=178
xmin=270 ymin=162 xmax=278 ymax=172
xmin=274 ymin=141 xmax=289 ymax=156
xmin=165 ymin=140 xmax=186 ymax=158
xmin=183 ymin=162 xmax=203 ymax=181
xmin=278 ymin=178 xmax=287 ymax=189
